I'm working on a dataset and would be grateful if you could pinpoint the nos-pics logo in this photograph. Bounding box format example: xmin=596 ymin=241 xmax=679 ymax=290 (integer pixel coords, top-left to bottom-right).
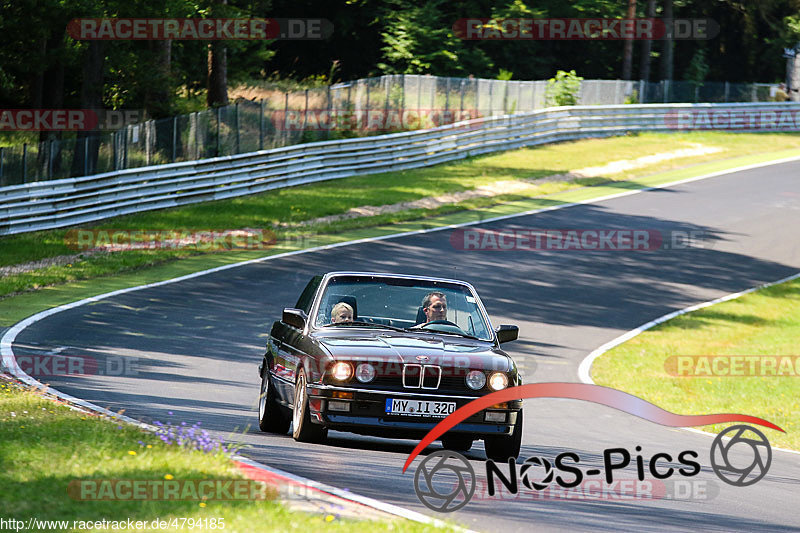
xmin=413 ymin=424 xmax=772 ymax=512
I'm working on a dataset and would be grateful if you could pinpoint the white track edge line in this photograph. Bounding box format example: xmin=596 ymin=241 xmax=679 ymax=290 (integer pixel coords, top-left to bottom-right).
xmin=2 ymin=152 xmax=800 ymax=514
xmin=232 ymin=455 xmax=471 ymax=531
xmin=577 ymin=271 xmax=800 ymax=456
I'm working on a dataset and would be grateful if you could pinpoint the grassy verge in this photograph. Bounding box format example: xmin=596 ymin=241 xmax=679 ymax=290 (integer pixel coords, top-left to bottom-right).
xmin=592 ymin=277 xmax=800 ymax=451
xmin=3 ymin=132 xmax=800 ymax=297
xmin=0 ymin=380 xmax=451 ymax=532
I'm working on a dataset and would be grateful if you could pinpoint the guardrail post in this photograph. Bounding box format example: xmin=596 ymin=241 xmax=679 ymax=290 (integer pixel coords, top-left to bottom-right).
xmin=193 ymin=112 xmax=199 ymax=158
xmin=234 ymin=102 xmax=240 ymax=154
xmin=284 ymin=91 xmax=289 ymax=145
xmin=172 ymin=116 xmax=178 ymax=162
xmin=216 ymin=107 xmax=221 ymax=155
xmin=460 ymin=81 xmax=464 ymax=115
xmin=0 ymin=147 xmax=4 ymax=184
xmin=303 ymin=89 xmax=308 ymax=132
xmin=48 ymin=139 xmax=55 ymax=178
xmin=724 ymin=82 xmax=729 ymax=103
xmin=445 ymin=77 xmax=450 ymax=113
xmin=84 ymin=136 xmax=89 ymax=175
xmin=416 ymin=75 xmax=422 ymax=112
xmin=22 ymin=143 xmax=27 ymax=183
xmin=399 ymin=74 xmax=405 ymax=111
xmin=124 ymin=125 xmax=129 ymax=168
xmin=259 ymin=99 xmax=265 ymax=150
xmin=326 ymin=85 xmax=331 ymax=140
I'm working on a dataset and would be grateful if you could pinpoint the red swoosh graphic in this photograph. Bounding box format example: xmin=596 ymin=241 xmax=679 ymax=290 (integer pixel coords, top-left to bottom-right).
xmin=402 ymin=383 xmax=784 ymax=472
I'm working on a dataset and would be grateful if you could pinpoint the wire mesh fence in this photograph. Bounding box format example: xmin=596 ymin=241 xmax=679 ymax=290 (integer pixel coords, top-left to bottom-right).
xmin=0 ymin=76 xmax=783 ymax=187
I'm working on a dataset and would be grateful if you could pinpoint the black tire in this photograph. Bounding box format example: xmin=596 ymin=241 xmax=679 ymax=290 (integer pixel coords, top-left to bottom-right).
xmin=258 ymin=367 xmax=290 ymax=433
xmin=442 ymin=435 xmax=474 ymax=452
xmin=292 ymin=368 xmax=327 ymax=443
xmin=484 ymin=409 xmax=523 ymax=462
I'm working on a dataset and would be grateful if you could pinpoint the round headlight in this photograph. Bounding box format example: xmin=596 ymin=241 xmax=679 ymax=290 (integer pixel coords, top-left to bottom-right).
xmin=488 ymin=372 xmax=509 ymax=391
xmin=355 ymin=363 xmax=376 ymax=383
xmin=466 ymin=370 xmax=486 ymax=390
xmin=331 ymin=362 xmax=353 ymax=381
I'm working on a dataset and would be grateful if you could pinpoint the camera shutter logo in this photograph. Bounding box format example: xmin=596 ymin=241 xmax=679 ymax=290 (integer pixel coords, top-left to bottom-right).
xmin=413 ymin=450 xmax=475 ymax=512
xmin=520 ymin=456 xmax=554 ymax=491
xmin=710 ymin=425 xmax=772 ymax=487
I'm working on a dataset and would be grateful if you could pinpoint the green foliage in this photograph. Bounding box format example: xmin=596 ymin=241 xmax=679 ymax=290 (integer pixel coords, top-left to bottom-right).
xmin=497 ymin=69 xmax=514 ymax=81
xmin=377 ymin=0 xmax=491 ymax=75
xmin=545 ymin=70 xmax=583 ymax=107
xmin=624 ymin=90 xmax=639 ymax=105
xmin=685 ymin=48 xmax=710 ymax=88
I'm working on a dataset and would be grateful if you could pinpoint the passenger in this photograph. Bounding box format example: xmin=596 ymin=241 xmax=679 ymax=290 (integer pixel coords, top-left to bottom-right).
xmin=421 ymin=291 xmax=447 ymax=323
xmin=331 ymin=302 xmax=354 ymax=324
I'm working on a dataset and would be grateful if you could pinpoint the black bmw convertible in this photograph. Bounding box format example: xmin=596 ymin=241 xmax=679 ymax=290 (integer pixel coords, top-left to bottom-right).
xmin=257 ymin=271 xmax=523 ymax=460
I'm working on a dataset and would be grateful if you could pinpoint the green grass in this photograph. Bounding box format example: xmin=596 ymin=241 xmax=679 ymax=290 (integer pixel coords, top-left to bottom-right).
xmin=2 ymin=132 xmax=800 ymax=301
xmin=592 ymin=278 xmax=800 ymax=451
xmin=0 ymin=380 xmax=453 ymax=532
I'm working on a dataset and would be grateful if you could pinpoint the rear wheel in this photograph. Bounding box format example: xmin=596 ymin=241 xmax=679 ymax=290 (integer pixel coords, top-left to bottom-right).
xmin=484 ymin=409 xmax=523 ymax=462
xmin=442 ymin=435 xmax=474 ymax=452
xmin=258 ymin=367 xmax=290 ymax=433
xmin=292 ymin=368 xmax=327 ymax=443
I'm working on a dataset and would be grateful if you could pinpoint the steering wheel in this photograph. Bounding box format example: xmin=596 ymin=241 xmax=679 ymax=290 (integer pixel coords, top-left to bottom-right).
xmin=418 ymin=320 xmax=460 ymax=328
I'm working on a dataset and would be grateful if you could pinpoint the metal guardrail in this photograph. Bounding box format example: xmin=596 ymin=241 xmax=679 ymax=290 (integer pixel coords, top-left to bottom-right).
xmin=0 ymin=76 xmax=783 ymax=188
xmin=2 ymin=102 xmax=798 ymax=236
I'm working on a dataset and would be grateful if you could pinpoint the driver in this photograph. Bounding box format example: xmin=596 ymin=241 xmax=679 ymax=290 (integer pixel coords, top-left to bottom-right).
xmin=331 ymin=302 xmax=354 ymax=324
xmin=421 ymin=291 xmax=447 ymax=323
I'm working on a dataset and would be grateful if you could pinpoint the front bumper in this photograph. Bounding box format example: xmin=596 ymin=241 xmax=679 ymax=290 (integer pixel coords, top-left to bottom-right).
xmin=306 ymin=383 xmax=522 ymax=438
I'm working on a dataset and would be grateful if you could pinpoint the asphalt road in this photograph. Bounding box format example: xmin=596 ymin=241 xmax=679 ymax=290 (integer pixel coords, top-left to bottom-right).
xmin=13 ymin=160 xmax=800 ymax=532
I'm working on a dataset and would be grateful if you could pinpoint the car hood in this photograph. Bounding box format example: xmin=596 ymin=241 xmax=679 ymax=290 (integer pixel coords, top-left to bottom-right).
xmin=314 ymin=330 xmax=512 ymax=372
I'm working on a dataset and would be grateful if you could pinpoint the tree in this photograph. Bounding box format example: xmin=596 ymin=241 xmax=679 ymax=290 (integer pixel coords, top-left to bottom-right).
xmin=639 ymin=0 xmax=657 ymax=83
xmin=622 ymin=0 xmax=637 ymax=79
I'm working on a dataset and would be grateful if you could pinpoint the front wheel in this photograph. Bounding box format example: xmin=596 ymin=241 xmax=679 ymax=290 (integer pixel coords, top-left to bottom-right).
xmin=484 ymin=409 xmax=523 ymax=462
xmin=292 ymin=368 xmax=327 ymax=443
xmin=258 ymin=367 xmax=290 ymax=433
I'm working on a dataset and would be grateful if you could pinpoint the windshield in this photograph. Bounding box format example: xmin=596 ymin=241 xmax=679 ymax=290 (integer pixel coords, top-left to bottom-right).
xmin=313 ymin=275 xmax=492 ymax=341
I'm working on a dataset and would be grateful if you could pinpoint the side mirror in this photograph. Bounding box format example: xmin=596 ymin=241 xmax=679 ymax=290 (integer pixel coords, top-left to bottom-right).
xmin=495 ymin=324 xmax=519 ymax=344
xmin=283 ymin=308 xmax=307 ymax=330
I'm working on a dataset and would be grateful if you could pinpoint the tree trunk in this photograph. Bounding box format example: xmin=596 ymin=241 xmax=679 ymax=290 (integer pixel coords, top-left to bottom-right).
xmin=207 ymin=41 xmax=229 ymax=107
xmin=639 ymin=0 xmax=657 ymax=82
xmin=621 ymin=0 xmax=637 ymax=79
xmin=145 ymin=39 xmax=173 ymax=117
xmin=38 ymin=37 xmax=66 ymax=179
xmin=72 ymin=40 xmax=106 ymax=177
xmin=660 ymin=0 xmax=674 ymax=82
xmin=788 ymin=52 xmax=800 ymax=102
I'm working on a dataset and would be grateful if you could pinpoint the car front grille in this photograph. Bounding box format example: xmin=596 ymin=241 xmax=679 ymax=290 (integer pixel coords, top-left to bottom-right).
xmin=367 ymin=367 xmax=478 ymax=395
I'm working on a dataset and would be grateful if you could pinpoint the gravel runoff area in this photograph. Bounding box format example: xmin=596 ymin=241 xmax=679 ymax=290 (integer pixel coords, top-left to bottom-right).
xmin=1 ymin=144 xmax=722 ymax=277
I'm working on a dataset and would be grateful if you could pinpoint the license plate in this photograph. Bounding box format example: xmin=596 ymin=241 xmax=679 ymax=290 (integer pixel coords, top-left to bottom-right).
xmin=385 ymin=398 xmax=456 ymax=417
